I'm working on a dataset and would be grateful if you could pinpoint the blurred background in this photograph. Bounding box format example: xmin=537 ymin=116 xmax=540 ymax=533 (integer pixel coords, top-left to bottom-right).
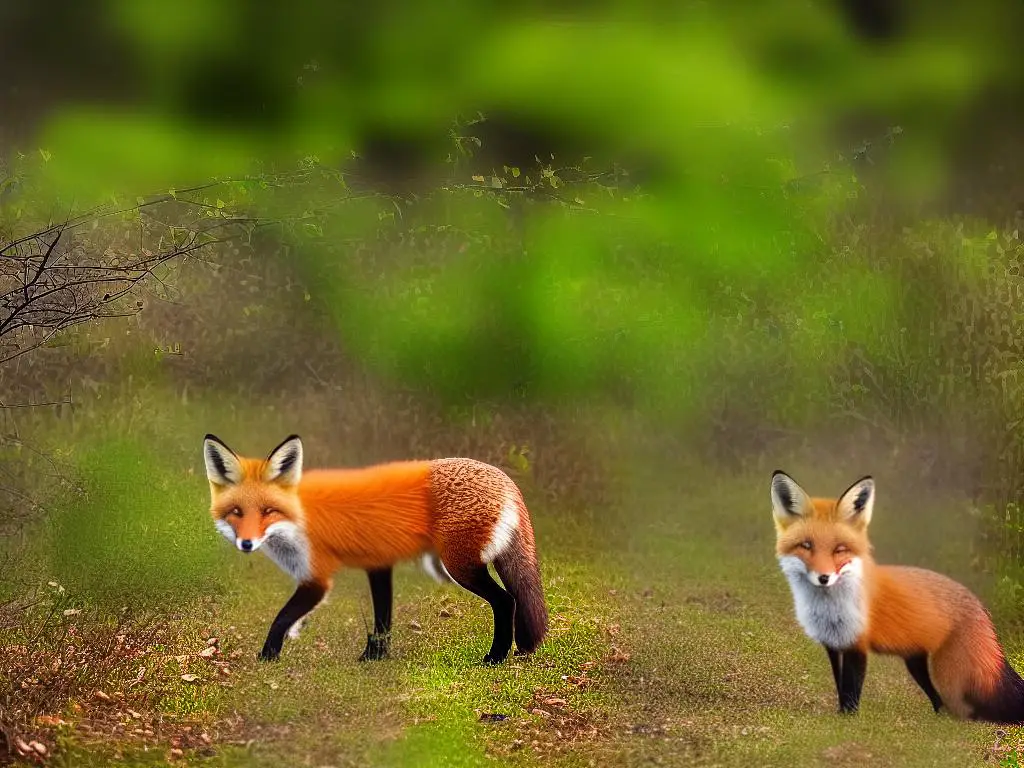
xmin=2 ymin=0 xmax=1024 ymax=762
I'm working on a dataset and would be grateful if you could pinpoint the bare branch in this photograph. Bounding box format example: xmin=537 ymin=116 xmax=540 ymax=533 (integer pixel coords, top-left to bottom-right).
xmin=0 ymin=192 xmax=249 ymax=367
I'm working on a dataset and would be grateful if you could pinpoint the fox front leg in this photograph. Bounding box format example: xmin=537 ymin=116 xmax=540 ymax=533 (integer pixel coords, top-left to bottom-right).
xmin=826 ymin=647 xmax=867 ymax=714
xmin=259 ymin=582 xmax=327 ymax=661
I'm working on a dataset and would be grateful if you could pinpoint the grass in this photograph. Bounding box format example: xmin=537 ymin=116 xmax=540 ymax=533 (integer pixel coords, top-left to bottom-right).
xmin=7 ymin=455 xmax=1022 ymax=767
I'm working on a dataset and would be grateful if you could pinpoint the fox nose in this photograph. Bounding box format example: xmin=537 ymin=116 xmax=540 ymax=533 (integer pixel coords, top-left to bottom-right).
xmin=240 ymin=539 xmax=254 ymax=553
xmin=818 ymin=574 xmax=831 ymax=586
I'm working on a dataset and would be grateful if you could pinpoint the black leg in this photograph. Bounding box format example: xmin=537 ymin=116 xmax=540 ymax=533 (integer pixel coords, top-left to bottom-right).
xmin=448 ymin=565 xmax=515 ymax=665
xmin=826 ymin=646 xmax=843 ymax=700
xmin=838 ymin=649 xmax=868 ymax=713
xmin=259 ymin=582 xmax=327 ymax=662
xmin=360 ymin=568 xmax=393 ymax=662
xmin=905 ymin=654 xmax=943 ymax=713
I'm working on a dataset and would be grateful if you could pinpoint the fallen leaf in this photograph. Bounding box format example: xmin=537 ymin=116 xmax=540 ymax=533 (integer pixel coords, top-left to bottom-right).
xmin=29 ymin=741 xmax=47 ymax=756
xmin=606 ymin=647 xmax=631 ymax=664
xmin=180 ymin=674 xmax=199 ymax=683
xmin=198 ymin=646 xmax=217 ymax=658
xmin=409 ymin=620 xmax=423 ymax=631
xmin=94 ymin=690 xmax=112 ymax=702
xmin=63 ymin=608 xmax=82 ymax=616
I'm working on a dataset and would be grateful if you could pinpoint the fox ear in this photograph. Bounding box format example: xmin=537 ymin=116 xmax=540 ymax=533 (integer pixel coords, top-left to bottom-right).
xmin=837 ymin=476 xmax=874 ymax=528
xmin=204 ymin=434 xmax=242 ymax=486
xmin=264 ymin=435 xmax=303 ymax=486
xmin=771 ymin=470 xmax=810 ymax=528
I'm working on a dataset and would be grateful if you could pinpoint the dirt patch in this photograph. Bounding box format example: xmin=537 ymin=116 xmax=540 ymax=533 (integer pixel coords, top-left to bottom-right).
xmin=683 ymin=591 xmax=746 ymax=616
xmin=821 ymin=741 xmax=877 ymax=766
xmin=486 ymin=688 xmax=610 ymax=761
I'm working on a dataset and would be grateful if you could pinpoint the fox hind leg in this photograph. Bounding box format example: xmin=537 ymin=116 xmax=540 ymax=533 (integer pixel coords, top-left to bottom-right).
xmin=905 ymin=654 xmax=944 ymax=713
xmin=445 ymin=562 xmax=515 ymax=665
xmin=360 ymin=567 xmax=393 ymax=662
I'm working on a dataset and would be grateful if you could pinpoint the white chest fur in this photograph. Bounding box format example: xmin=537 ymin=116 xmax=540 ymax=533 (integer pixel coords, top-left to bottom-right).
xmin=778 ymin=556 xmax=866 ymax=649
xmin=262 ymin=521 xmax=312 ymax=583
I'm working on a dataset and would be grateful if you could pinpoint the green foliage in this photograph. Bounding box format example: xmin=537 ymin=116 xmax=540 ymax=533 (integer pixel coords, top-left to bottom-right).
xmin=10 ymin=0 xmax=1020 ymax=425
xmin=12 ymin=0 xmax=1015 ymax=411
xmin=46 ymin=434 xmax=222 ymax=610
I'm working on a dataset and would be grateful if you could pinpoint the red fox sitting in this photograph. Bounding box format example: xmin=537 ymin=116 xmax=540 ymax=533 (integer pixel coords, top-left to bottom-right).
xmin=203 ymin=434 xmax=548 ymax=664
xmin=771 ymin=470 xmax=1024 ymax=722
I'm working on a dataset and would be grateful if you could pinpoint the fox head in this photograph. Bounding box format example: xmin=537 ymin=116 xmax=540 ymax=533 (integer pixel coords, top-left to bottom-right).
xmin=203 ymin=434 xmax=305 ymax=554
xmin=770 ymin=471 xmax=874 ymax=589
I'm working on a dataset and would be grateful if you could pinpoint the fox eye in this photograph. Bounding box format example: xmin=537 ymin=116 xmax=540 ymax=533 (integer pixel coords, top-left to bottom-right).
xmin=835 ymin=544 xmax=849 ymax=554
xmin=262 ymin=507 xmax=276 ymax=517
xmin=228 ymin=507 xmax=242 ymax=517
xmin=799 ymin=540 xmax=812 ymax=550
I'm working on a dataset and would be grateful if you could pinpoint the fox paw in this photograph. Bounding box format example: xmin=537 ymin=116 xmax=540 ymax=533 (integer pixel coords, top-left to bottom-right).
xmin=358 ymin=633 xmax=390 ymax=662
xmin=258 ymin=647 xmax=281 ymax=662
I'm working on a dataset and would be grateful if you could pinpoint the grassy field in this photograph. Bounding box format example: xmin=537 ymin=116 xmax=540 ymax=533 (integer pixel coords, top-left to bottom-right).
xmin=15 ymin=452 xmax=1017 ymax=768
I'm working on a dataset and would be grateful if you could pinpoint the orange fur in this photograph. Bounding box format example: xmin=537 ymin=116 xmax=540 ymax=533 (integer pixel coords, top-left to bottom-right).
xmin=204 ymin=434 xmax=548 ymax=663
xmin=210 ymin=458 xmax=534 ymax=580
xmin=772 ymin=473 xmax=1021 ymax=721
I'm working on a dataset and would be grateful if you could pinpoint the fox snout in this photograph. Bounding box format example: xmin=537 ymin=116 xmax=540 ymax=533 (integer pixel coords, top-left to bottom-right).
xmin=809 ymin=570 xmax=839 ymax=587
xmin=214 ymin=518 xmax=266 ymax=553
xmin=806 ymin=559 xmax=861 ymax=588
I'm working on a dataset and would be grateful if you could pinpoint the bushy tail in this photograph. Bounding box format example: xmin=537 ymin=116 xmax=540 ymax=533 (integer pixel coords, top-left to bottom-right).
xmin=971 ymin=659 xmax=1024 ymax=724
xmin=493 ymin=530 xmax=548 ymax=654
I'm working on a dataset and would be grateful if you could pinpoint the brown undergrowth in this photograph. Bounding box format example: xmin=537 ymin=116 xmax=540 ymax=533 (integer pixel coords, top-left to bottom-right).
xmin=0 ymin=589 xmax=255 ymax=765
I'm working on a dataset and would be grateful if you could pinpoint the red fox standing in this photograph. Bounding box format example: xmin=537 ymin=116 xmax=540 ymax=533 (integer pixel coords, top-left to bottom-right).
xmin=771 ymin=471 xmax=1024 ymax=722
xmin=203 ymin=434 xmax=548 ymax=664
